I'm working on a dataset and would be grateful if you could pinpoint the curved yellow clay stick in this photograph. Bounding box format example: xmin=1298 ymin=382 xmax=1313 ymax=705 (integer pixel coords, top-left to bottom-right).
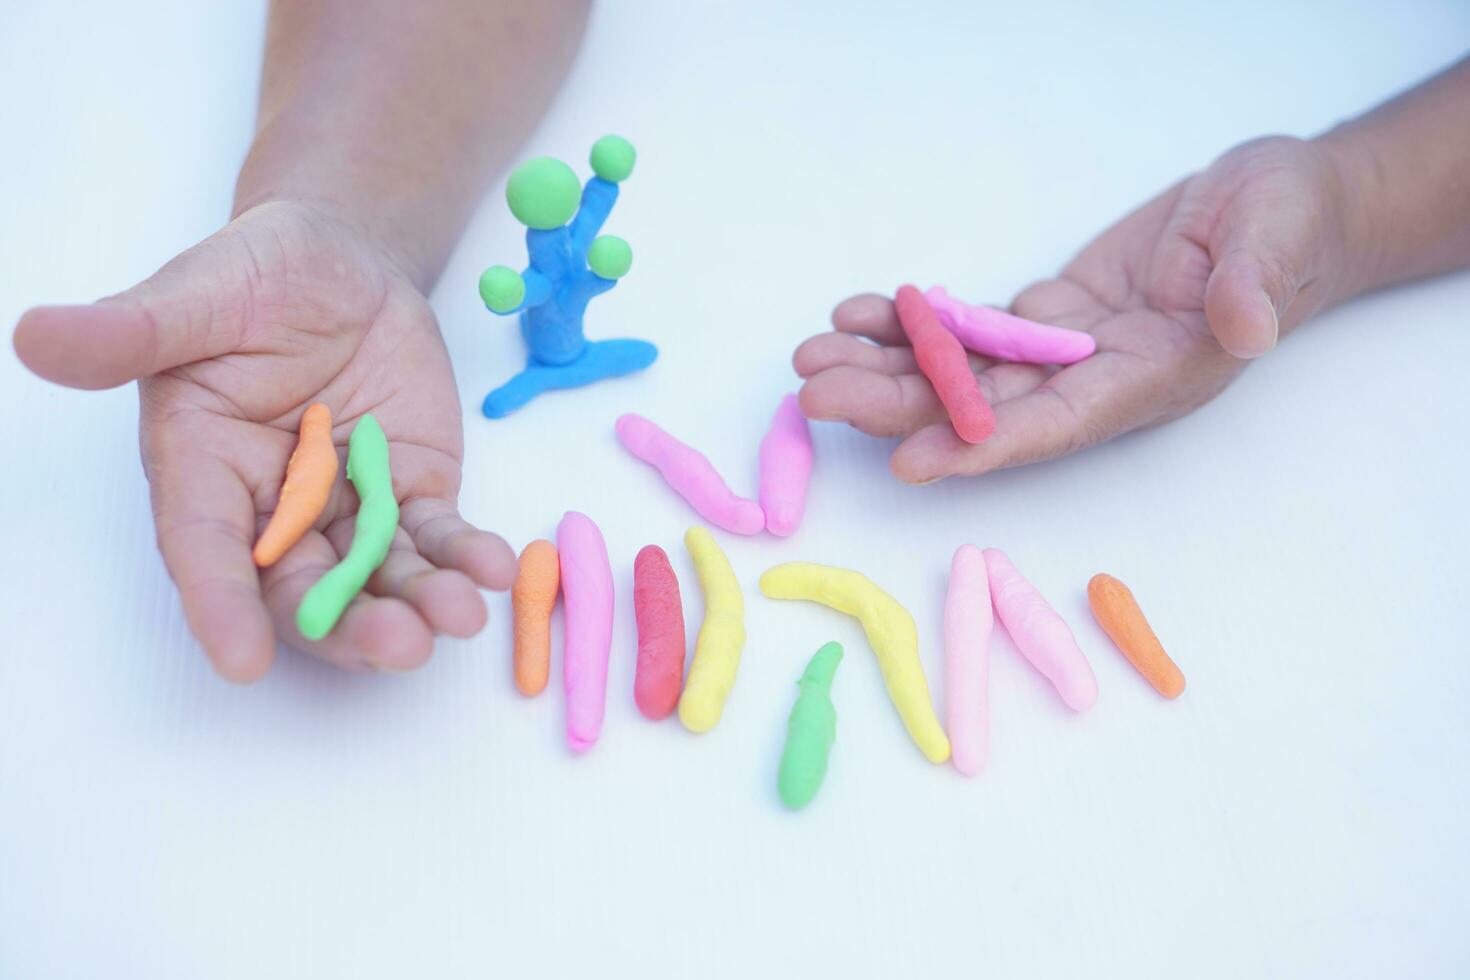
xmin=678 ymin=526 xmax=746 ymax=733
xmin=760 ymin=562 xmax=950 ymax=764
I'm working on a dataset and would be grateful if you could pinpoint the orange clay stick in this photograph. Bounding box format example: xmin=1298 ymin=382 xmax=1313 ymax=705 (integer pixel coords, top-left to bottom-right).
xmin=1087 ymin=574 xmax=1185 ymax=699
xmin=253 ymin=403 xmax=338 ymax=567
xmin=512 ymin=539 xmax=561 ymax=696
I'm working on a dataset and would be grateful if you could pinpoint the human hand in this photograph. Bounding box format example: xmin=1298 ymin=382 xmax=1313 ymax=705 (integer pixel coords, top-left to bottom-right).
xmin=13 ymin=200 xmax=516 ymax=680
xmin=795 ymin=136 xmax=1363 ymax=483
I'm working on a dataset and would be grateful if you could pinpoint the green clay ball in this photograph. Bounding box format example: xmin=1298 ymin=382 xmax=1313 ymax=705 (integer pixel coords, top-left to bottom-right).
xmin=506 ymin=157 xmax=581 ymax=230
xmin=590 ymin=134 xmax=636 ymax=183
xmin=587 ymin=235 xmax=632 ymax=279
xmin=478 ymin=265 xmax=526 ymax=313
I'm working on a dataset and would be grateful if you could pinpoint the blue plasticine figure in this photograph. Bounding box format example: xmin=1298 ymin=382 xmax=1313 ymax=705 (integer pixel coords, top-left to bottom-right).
xmin=477 ymin=134 xmax=656 ymax=418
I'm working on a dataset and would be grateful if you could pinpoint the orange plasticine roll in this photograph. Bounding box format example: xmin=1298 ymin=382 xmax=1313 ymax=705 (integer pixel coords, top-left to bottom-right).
xmin=1087 ymin=573 xmax=1185 ymax=699
xmin=513 ymin=539 xmax=561 ymax=696
xmin=253 ymin=403 xmax=338 ymax=567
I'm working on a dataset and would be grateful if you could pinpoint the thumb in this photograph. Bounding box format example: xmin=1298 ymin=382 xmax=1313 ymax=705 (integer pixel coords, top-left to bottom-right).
xmin=1202 ymin=216 xmax=1315 ymax=360
xmin=13 ymin=234 xmax=250 ymax=389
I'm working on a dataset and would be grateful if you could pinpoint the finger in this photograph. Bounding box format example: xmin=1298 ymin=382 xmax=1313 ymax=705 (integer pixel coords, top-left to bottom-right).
xmin=369 ymin=548 xmax=488 ymax=640
xmin=13 ymin=229 xmax=253 ymax=389
xmin=319 ymin=520 xmax=487 ymax=640
xmin=794 ymin=332 xmax=918 ymax=377
xmin=150 ymin=449 xmax=276 ymax=682
xmin=259 ymin=530 xmax=435 ymax=672
xmin=889 ymin=355 xmax=1144 ymax=482
xmin=799 ymin=366 xmax=948 ymax=437
xmin=796 ymin=331 xmax=1001 ymax=379
xmin=891 ymin=390 xmax=1088 ymax=482
xmin=400 ymin=496 xmax=517 ymax=591
xmin=1204 ymin=200 xmax=1321 ymax=358
xmin=831 ymin=293 xmax=906 ymax=344
xmin=799 ymin=362 xmax=1048 ymax=438
xmin=1203 ymin=254 xmax=1282 ymax=359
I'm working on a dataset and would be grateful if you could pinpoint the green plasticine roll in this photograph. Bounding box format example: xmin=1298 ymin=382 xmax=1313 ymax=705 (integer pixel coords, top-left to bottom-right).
xmin=296 ymin=414 xmax=398 ymax=640
xmin=778 ymin=642 xmax=843 ymax=810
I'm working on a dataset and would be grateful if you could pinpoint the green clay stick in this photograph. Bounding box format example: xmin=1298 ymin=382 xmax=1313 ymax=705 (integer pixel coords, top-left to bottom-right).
xmin=778 ymin=641 xmax=843 ymax=810
xmin=296 ymin=414 xmax=398 ymax=640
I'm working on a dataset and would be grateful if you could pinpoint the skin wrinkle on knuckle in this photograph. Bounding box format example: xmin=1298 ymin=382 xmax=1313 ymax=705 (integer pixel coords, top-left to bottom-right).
xmin=155 ymin=513 xmax=250 ymax=551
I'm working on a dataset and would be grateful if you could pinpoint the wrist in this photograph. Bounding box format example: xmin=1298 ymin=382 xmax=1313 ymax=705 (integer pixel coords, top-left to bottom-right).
xmin=1312 ymin=124 xmax=1391 ymax=302
xmin=231 ymin=115 xmax=449 ymax=290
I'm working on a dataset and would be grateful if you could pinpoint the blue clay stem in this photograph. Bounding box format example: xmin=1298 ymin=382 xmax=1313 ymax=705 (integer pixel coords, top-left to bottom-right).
xmin=570 ymin=177 xmax=618 ymax=260
xmin=480 ymin=159 xmax=655 ymax=418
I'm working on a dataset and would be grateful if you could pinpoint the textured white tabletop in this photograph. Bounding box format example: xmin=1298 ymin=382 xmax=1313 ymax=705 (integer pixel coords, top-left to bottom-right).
xmin=3 ymin=2 xmax=1468 ymax=978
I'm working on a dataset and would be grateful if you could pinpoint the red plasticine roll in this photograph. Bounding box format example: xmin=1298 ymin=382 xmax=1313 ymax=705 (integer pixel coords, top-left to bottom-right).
xmin=894 ymin=284 xmax=996 ymax=443
xmin=634 ymin=545 xmax=686 ymax=720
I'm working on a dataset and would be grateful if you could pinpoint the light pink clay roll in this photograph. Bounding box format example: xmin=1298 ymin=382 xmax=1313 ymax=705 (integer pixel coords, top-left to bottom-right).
xmin=983 ymin=548 xmax=1097 ymax=712
xmin=925 ymin=286 xmax=1096 ymax=365
xmin=757 ymin=393 xmax=813 ymax=537
xmin=557 ymin=511 xmax=614 ymax=752
xmin=615 ymin=414 xmax=765 ymax=536
xmin=945 ymin=544 xmax=992 ymax=776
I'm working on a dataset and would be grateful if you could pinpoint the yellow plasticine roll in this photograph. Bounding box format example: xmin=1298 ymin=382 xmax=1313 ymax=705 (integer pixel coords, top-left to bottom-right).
xmin=759 ymin=562 xmax=950 ymax=764
xmin=678 ymin=526 xmax=746 ymax=733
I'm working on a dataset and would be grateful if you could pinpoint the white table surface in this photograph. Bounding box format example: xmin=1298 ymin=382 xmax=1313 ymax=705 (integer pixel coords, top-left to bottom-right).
xmin=3 ymin=2 xmax=1468 ymax=977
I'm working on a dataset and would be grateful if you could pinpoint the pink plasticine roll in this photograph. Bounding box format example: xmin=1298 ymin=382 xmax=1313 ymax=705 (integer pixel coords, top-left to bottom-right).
xmin=894 ymin=284 xmax=996 ymax=444
xmin=982 ymin=548 xmax=1098 ymax=712
xmin=615 ymin=414 xmax=765 ymax=536
xmin=945 ymin=544 xmax=992 ymax=776
xmin=757 ymin=393 xmax=813 ymax=537
xmin=925 ymin=285 xmax=1097 ymax=365
xmin=633 ymin=544 xmax=685 ymax=720
xmin=557 ymin=511 xmax=614 ymax=752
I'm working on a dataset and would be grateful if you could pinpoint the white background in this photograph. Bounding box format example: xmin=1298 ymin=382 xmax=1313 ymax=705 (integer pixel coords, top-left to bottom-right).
xmin=2 ymin=2 xmax=1468 ymax=978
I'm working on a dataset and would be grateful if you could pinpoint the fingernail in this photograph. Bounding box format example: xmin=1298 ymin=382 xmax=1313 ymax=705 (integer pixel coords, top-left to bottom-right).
xmin=1259 ymin=289 xmax=1280 ymax=353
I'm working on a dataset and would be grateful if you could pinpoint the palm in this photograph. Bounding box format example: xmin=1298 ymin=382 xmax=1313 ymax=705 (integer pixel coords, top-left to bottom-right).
xmin=141 ymin=202 xmax=466 ymax=538
xmin=18 ymin=201 xmax=516 ymax=678
xmin=795 ymin=137 xmax=1342 ymax=482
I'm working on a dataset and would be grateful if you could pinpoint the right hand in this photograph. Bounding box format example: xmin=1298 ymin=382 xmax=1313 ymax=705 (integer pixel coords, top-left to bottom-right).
xmin=13 ymin=200 xmax=517 ymax=681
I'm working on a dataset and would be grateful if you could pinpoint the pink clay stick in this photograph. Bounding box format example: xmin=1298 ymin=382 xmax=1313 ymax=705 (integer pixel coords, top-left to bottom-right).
xmin=894 ymin=284 xmax=996 ymax=444
xmin=983 ymin=548 xmax=1098 ymax=712
xmin=945 ymin=544 xmax=992 ymax=776
xmin=757 ymin=393 xmax=813 ymax=537
xmin=557 ymin=511 xmax=614 ymax=752
xmin=615 ymin=414 xmax=765 ymax=536
xmin=925 ymin=285 xmax=1096 ymax=365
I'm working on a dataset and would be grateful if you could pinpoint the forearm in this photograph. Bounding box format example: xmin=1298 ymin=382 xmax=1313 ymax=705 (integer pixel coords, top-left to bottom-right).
xmin=233 ymin=0 xmax=589 ymax=289
xmin=1317 ymin=55 xmax=1470 ymax=297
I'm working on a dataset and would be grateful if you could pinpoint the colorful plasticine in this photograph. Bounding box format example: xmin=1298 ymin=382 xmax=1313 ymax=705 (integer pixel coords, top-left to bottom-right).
xmin=678 ymin=526 xmax=746 ymax=733
xmin=478 ymin=135 xmax=657 ymax=417
xmin=254 ymin=402 xmax=338 ymax=567
xmin=757 ymin=393 xmax=814 ymax=537
xmin=557 ymin=512 xmax=614 ymax=752
xmin=945 ymin=544 xmax=992 ymax=776
xmin=983 ymin=549 xmax=1098 ymax=712
xmin=778 ymin=641 xmax=843 ymax=810
xmin=633 ymin=545 xmax=686 ymax=720
xmin=924 ymin=285 xmax=1097 ymax=365
xmin=1087 ymin=573 xmax=1185 ymax=699
xmin=615 ymin=414 xmax=765 ymax=536
xmin=894 ymin=284 xmax=996 ymax=444
xmin=296 ymin=415 xmax=398 ymax=641
xmin=511 ymin=539 xmax=559 ymax=697
xmin=759 ymin=562 xmax=951 ymax=764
